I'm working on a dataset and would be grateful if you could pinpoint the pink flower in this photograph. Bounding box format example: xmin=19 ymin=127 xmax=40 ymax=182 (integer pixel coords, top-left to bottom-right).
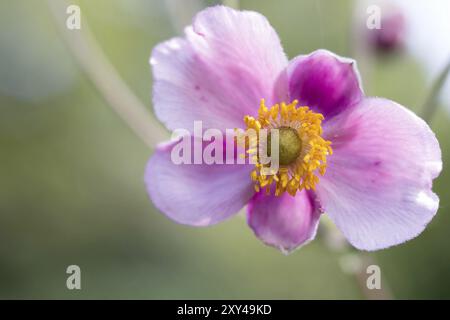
xmin=368 ymin=7 xmax=406 ymax=53
xmin=145 ymin=6 xmax=442 ymax=253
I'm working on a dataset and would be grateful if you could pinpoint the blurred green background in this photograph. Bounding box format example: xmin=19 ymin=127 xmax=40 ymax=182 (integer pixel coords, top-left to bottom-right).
xmin=0 ymin=0 xmax=449 ymax=299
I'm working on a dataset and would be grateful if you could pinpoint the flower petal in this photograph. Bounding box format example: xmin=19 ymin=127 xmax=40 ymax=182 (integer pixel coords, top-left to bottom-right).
xmin=151 ymin=6 xmax=288 ymax=132
xmin=287 ymin=49 xmax=364 ymax=119
xmin=145 ymin=138 xmax=254 ymax=226
xmin=247 ymin=190 xmax=322 ymax=254
xmin=316 ymin=97 xmax=442 ymax=251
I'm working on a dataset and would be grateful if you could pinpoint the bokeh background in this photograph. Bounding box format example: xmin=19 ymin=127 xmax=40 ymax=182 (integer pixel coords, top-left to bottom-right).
xmin=1 ymin=0 xmax=449 ymax=299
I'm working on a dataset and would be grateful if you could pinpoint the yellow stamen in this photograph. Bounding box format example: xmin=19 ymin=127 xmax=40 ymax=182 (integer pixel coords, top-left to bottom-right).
xmin=240 ymin=99 xmax=333 ymax=197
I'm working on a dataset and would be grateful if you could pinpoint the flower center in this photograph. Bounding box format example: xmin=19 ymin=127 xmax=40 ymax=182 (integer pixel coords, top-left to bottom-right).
xmin=240 ymin=99 xmax=333 ymax=197
xmin=268 ymin=127 xmax=302 ymax=166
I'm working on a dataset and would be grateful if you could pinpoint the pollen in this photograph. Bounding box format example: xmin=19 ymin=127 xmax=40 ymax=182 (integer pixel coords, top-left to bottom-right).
xmin=240 ymin=99 xmax=333 ymax=197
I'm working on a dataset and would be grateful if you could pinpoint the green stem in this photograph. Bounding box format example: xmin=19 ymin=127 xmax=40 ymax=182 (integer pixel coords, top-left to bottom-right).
xmin=47 ymin=0 xmax=168 ymax=148
xmin=320 ymin=221 xmax=393 ymax=299
xmin=421 ymin=59 xmax=450 ymax=124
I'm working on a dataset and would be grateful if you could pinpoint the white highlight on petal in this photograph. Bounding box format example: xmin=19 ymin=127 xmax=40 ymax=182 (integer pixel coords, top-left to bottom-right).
xmin=167 ymin=39 xmax=181 ymax=50
xmin=426 ymin=160 xmax=443 ymax=178
xmin=416 ymin=191 xmax=438 ymax=212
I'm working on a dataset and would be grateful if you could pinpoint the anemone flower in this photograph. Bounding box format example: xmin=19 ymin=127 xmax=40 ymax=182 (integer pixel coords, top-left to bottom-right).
xmin=145 ymin=5 xmax=441 ymax=253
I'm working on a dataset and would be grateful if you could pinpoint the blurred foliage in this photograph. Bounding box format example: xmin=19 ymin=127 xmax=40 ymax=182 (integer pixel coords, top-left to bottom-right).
xmin=0 ymin=0 xmax=449 ymax=299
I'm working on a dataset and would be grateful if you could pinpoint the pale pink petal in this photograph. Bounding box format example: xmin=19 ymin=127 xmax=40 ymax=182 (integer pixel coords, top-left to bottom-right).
xmin=150 ymin=6 xmax=288 ymax=132
xmin=287 ymin=49 xmax=364 ymax=119
xmin=145 ymin=138 xmax=254 ymax=226
xmin=247 ymin=190 xmax=322 ymax=254
xmin=316 ymin=97 xmax=442 ymax=251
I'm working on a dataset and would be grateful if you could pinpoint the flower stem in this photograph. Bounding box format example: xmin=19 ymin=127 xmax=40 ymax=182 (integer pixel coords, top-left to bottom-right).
xmin=421 ymin=59 xmax=450 ymax=124
xmin=320 ymin=220 xmax=393 ymax=299
xmin=47 ymin=0 xmax=168 ymax=148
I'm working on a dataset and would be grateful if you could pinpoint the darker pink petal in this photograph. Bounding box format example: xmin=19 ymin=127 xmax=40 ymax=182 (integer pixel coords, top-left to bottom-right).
xmin=287 ymin=50 xmax=363 ymax=119
xmin=247 ymin=190 xmax=322 ymax=253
